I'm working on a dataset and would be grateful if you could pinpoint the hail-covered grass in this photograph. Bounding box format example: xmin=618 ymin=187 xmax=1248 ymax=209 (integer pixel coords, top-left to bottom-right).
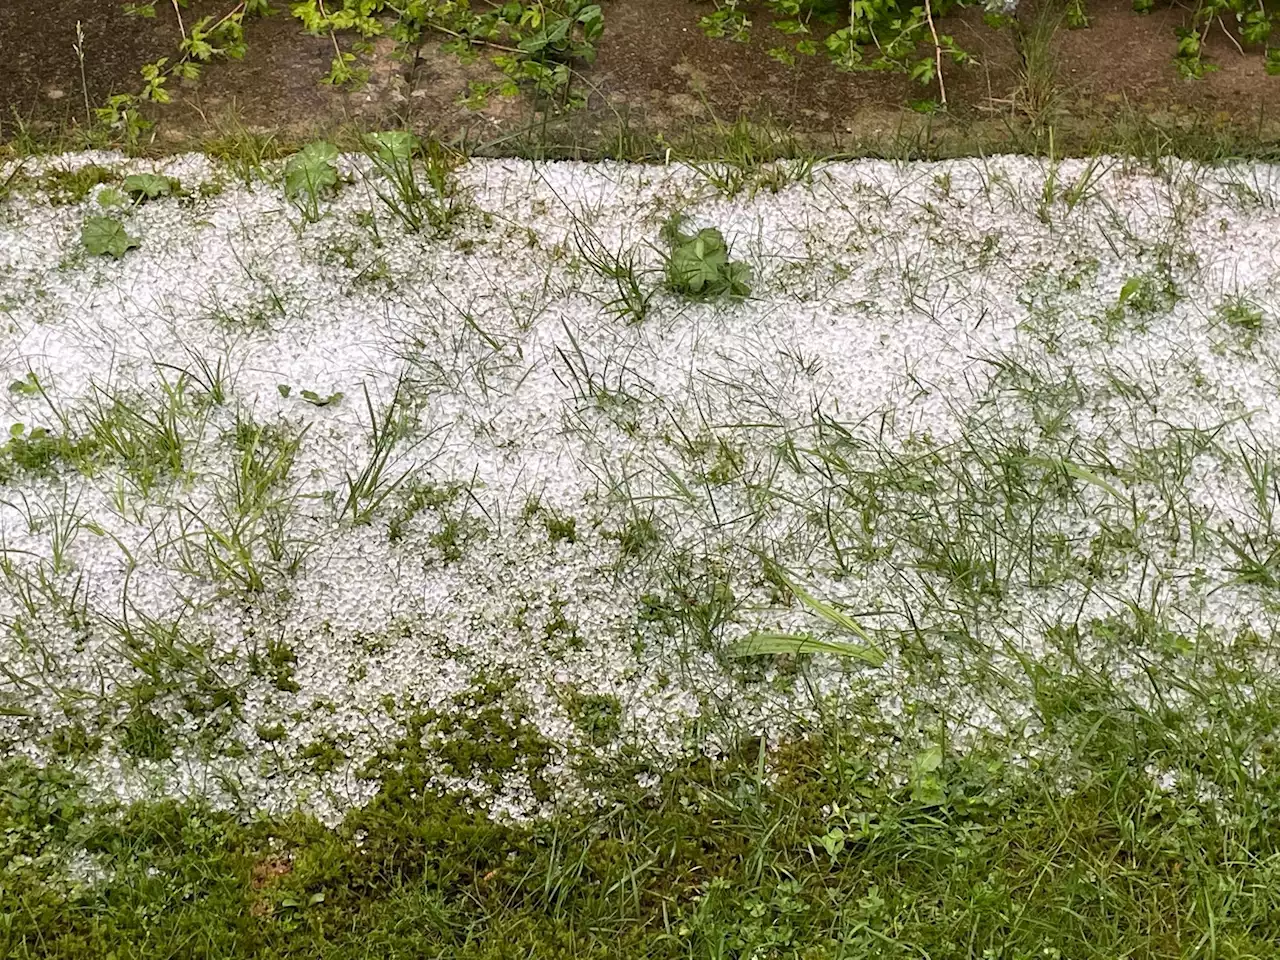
xmin=5 ymin=150 xmax=1280 ymax=956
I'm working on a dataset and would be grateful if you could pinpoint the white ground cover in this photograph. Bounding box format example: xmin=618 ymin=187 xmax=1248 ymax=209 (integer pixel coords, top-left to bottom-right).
xmin=2 ymin=151 xmax=1280 ymax=824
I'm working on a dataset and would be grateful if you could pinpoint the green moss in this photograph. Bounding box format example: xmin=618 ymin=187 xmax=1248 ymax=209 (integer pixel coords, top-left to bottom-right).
xmin=428 ymin=513 xmax=488 ymax=564
xmin=7 ymin=712 xmax=1280 ymax=958
xmin=299 ymin=737 xmax=345 ymax=774
xmin=39 ymin=164 xmax=120 ymax=205
xmin=388 ymin=481 xmax=464 ymax=542
xmin=565 ymin=692 xmax=622 ymax=745
xmin=613 ymin=514 xmax=661 ymax=559
xmin=0 ymin=426 xmax=87 ymax=485
xmin=543 ymin=511 xmax=577 ymax=543
xmin=49 ymin=722 xmax=100 ymax=758
xmin=263 ymin=639 xmax=300 ymax=693
xmin=255 ymin=722 xmax=287 ymax=742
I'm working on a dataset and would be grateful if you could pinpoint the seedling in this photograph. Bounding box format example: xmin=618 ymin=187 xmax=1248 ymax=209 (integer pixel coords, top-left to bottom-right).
xmin=123 ymin=173 xmax=176 ymax=202
xmin=82 ymin=217 xmax=140 ymax=258
xmin=8 ymin=373 xmax=42 ymax=398
xmin=301 ymin=389 xmax=344 ymax=407
xmin=284 ymin=142 xmax=340 ymax=223
xmin=660 ymin=215 xmax=752 ymax=300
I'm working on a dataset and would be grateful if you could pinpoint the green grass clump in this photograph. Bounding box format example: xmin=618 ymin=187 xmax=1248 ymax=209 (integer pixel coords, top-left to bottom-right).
xmin=39 ymin=164 xmax=119 ymax=205
xmin=7 ymin=659 xmax=1280 ymax=958
xmin=0 ymin=425 xmax=87 ymax=485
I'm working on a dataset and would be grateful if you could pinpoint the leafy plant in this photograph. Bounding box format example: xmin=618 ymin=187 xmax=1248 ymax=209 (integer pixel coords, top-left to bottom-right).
xmin=359 ymin=132 xmax=462 ymax=235
xmin=284 ymin=142 xmax=340 ymax=222
xmin=289 ymin=0 xmax=604 ymax=103
xmin=82 ymin=217 xmax=140 ymax=258
xmin=123 ymin=173 xmax=175 ymax=201
xmin=699 ymin=0 xmax=972 ymax=104
xmin=301 ymin=389 xmax=344 ymax=407
xmin=660 ymin=216 xmax=752 ymax=300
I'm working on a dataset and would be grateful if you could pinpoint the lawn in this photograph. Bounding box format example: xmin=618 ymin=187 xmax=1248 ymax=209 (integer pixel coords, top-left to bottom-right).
xmin=3 ymin=144 xmax=1280 ymax=957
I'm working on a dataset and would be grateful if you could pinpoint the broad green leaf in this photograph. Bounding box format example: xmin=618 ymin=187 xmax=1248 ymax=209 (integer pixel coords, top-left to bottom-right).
xmin=1118 ymin=276 xmax=1143 ymax=304
xmin=82 ymin=216 xmax=139 ymax=258
xmin=914 ymin=745 xmax=943 ymax=774
xmin=284 ymin=141 xmax=339 ymax=199
xmin=665 ymin=222 xmax=752 ymax=300
xmin=910 ymin=745 xmax=946 ymax=806
xmin=367 ymin=131 xmax=418 ymax=165
xmin=301 ymin=389 xmax=344 ymax=407
xmin=123 ymin=172 xmax=173 ymax=199
xmin=97 ymin=187 xmax=128 ymax=209
xmin=727 ymin=631 xmax=886 ymax=666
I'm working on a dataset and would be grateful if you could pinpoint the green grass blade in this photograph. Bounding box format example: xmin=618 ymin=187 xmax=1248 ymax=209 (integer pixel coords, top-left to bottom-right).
xmin=1024 ymin=456 xmax=1126 ymax=500
xmin=727 ymin=632 xmax=886 ymax=665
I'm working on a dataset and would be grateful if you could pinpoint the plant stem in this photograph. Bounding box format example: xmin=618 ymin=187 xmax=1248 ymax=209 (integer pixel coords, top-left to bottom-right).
xmin=74 ymin=21 xmax=92 ymax=127
xmin=924 ymin=0 xmax=947 ymax=106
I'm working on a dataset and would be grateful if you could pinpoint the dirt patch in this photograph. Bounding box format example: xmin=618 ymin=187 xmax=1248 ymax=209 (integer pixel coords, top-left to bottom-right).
xmin=1052 ymin=0 xmax=1277 ymax=117
xmin=0 ymin=0 xmax=176 ymax=130
xmin=158 ymin=15 xmax=371 ymax=143
xmin=590 ymin=0 xmax=1019 ymax=128
xmin=2 ymin=1 xmax=1278 ymax=154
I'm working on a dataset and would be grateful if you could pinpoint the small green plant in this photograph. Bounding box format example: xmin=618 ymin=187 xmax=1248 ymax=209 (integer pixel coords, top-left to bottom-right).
xmin=81 ymin=216 xmax=140 ymax=258
xmin=1217 ymin=296 xmax=1264 ymax=341
xmin=699 ymin=0 xmax=972 ymax=104
xmin=359 ymin=131 xmax=462 ymax=235
xmin=123 ymin=172 xmax=175 ymax=201
xmin=290 ymin=0 xmax=604 ymax=103
xmin=660 ymin=216 xmax=752 ymax=300
xmin=341 ymin=381 xmax=416 ymax=524
xmin=284 ymin=142 xmax=340 ymax=223
xmin=300 ymin=389 xmax=344 ymax=407
xmin=574 ymin=224 xmax=654 ymax=324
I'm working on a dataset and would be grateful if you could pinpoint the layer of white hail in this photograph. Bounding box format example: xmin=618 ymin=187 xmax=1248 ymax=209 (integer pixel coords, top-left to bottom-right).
xmin=1 ymin=152 xmax=1280 ymax=824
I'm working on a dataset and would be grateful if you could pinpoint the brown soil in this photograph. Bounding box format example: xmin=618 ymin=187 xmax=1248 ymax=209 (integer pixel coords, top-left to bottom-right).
xmin=1 ymin=0 xmax=1278 ymax=153
xmin=0 ymin=0 xmax=176 ymax=126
